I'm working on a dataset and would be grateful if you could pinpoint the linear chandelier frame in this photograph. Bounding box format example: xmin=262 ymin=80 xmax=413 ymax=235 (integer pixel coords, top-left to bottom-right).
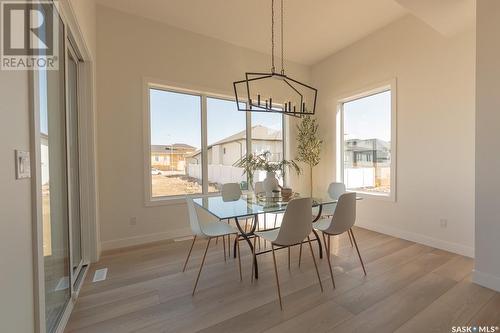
xmin=232 ymin=0 xmax=318 ymax=117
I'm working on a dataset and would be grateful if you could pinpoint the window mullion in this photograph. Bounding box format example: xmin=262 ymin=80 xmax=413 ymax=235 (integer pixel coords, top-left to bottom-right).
xmin=201 ymin=94 xmax=208 ymax=194
xmin=246 ymin=109 xmax=252 ymax=189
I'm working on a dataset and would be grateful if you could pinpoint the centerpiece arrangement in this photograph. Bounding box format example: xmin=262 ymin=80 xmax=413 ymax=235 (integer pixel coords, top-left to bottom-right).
xmin=235 ymin=151 xmax=301 ymax=198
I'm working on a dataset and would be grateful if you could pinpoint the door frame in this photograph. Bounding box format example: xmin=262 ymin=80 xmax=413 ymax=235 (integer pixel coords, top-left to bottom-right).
xmin=28 ymin=1 xmax=99 ymax=332
xmin=66 ymin=35 xmax=84 ymax=289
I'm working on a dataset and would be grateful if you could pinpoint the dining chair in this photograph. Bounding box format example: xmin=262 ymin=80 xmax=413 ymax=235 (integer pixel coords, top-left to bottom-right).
xmin=253 ymin=197 xmax=323 ymax=310
xmin=328 ymin=182 xmax=346 ymax=200
xmin=312 ymin=192 xmax=366 ymax=289
xmin=221 ymin=183 xmax=242 ymax=201
xmin=323 ymin=182 xmax=353 ymax=246
xmin=254 ymin=181 xmax=281 ymax=234
xmin=220 ymin=183 xmax=243 ymax=252
xmin=183 ymin=197 xmax=242 ymax=295
xmin=317 ymin=182 xmax=346 ymax=217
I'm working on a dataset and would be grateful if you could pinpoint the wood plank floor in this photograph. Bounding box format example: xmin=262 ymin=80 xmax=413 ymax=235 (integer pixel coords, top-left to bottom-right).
xmin=66 ymin=227 xmax=500 ymax=333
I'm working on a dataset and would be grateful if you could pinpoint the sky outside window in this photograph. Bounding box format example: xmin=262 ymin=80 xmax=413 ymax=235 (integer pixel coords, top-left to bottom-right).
xmin=207 ymin=97 xmax=246 ymax=145
xmin=343 ymin=90 xmax=391 ymax=142
xmin=150 ymin=89 xmax=201 ymax=147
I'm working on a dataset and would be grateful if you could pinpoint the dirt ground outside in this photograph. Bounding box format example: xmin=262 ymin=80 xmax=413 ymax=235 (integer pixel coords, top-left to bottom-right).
xmin=152 ymin=174 xmax=217 ymax=197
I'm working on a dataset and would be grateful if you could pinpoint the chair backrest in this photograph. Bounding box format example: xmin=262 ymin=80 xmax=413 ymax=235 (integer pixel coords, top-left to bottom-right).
xmin=274 ymin=197 xmax=313 ymax=246
xmin=325 ymin=192 xmax=356 ymax=235
xmin=328 ymin=182 xmax=346 ymax=200
xmin=185 ymin=197 xmax=204 ymax=236
xmin=221 ymin=183 xmax=242 ymax=201
xmin=254 ymin=181 xmax=264 ymax=194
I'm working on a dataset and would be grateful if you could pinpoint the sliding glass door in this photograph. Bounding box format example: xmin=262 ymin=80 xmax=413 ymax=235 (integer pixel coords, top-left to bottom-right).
xmin=39 ymin=13 xmax=70 ymax=333
xmin=37 ymin=7 xmax=84 ymax=332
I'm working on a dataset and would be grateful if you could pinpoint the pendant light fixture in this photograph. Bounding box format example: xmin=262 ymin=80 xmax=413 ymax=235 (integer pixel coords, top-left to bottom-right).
xmin=233 ymin=0 xmax=317 ymax=117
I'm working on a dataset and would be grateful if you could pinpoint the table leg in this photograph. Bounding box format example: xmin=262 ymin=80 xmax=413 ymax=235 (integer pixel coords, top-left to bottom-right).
xmin=312 ymin=204 xmax=323 ymax=259
xmin=233 ymin=215 xmax=259 ymax=279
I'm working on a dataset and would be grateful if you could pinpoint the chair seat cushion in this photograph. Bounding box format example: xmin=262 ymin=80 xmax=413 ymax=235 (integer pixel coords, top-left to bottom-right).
xmin=254 ymin=228 xmax=280 ymax=242
xmin=202 ymin=222 xmax=239 ymax=237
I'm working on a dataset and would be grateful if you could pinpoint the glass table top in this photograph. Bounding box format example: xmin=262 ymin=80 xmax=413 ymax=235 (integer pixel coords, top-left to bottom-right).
xmin=193 ymin=193 xmax=340 ymax=220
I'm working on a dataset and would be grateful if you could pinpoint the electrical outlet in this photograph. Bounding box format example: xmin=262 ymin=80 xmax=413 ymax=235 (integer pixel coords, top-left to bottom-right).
xmin=130 ymin=217 xmax=137 ymax=226
xmin=440 ymin=218 xmax=448 ymax=228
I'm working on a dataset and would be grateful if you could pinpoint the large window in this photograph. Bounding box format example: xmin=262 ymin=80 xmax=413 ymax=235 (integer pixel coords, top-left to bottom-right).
xmin=339 ymin=84 xmax=396 ymax=199
xmin=150 ymin=89 xmax=202 ymax=197
xmin=147 ymin=85 xmax=285 ymax=200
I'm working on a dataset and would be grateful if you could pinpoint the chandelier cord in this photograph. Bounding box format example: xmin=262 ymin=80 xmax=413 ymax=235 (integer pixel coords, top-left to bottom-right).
xmin=271 ymin=0 xmax=275 ymax=73
xmin=281 ymin=0 xmax=284 ymax=74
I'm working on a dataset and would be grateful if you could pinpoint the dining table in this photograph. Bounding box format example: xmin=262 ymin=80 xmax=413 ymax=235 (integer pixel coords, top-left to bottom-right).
xmin=193 ymin=193 xmax=349 ymax=279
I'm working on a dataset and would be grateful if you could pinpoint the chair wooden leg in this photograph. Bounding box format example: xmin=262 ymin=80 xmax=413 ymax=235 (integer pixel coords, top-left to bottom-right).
xmin=350 ymin=229 xmax=367 ymax=275
xmin=271 ymin=244 xmax=283 ymax=310
xmin=222 ymin=235 xmax=227 ymax=262
xmin=182 ymin=235 xmax=197 ymax=272
xmin=274 ymin=214 xmax=278 ymax=228
xmin=192 ymin=238 xmax=211 ymax=295
xmin=288 ymin=247 xmax=291 ymax=270
xmin=227 ymin=233 xmax=231 ymax=257
xmin=263 ymin=215 xmax=267 ymax=249
xmin=216 ymin=236 xmax=218 ymax=245
xmin=347 ymin=229 xmax=354 ymax=247
xmin=322 ymin=232 xmax=328 ymax=253
xmin=298 ymin=242 xmax=303 ymax=267
xmin=251 ymin=235 xmax=257 ymax=283
xmin=325 ymin=233 xmax=335 ymax=289
xmin=307 ymin=236 xmax=324 ymax=292
xmin=236 ymin=234 xmax=242 ymax=281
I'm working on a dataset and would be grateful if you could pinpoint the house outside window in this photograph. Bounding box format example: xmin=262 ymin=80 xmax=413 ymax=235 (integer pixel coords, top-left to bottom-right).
xmin=337 ymin=81 xmax=396 ymax=200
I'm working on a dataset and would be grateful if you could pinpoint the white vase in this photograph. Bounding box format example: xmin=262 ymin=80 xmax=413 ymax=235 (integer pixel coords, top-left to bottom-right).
xmin=263 ymin=171 xmax=279 ymax=196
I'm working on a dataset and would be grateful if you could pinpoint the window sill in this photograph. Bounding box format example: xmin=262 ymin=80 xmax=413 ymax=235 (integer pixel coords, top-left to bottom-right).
xmin=349 ymin=190 xmax=396 ymax=202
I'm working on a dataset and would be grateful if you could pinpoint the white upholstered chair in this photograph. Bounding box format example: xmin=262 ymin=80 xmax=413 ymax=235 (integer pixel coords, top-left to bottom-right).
xmin=183 ymin=197 xmax=242 ymax=295
xmin=253 ymin=198 xmax=323 ymax=310
xmin=312 ymin=192 xmax=366 ymax=289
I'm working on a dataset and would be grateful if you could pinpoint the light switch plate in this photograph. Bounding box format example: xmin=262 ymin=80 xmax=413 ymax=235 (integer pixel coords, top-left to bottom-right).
xmin=15 ymin=150 xmax=31 ymax=179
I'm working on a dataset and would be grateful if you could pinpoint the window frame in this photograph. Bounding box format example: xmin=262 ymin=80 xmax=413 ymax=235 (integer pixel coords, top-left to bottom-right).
xmin=143 ymin=81 xmax=286 ymax=206
xmin=336 ymin=79 xmax=397 ymax=201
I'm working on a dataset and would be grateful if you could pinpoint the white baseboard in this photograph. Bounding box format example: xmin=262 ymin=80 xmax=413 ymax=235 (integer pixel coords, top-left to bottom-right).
xmin=473 ymin=270 xmax=500 ymax=292
xmin=100 ymin=228 xmax=192 ymax=251
xmin=356 ymin=221 xmax=474 ymax=258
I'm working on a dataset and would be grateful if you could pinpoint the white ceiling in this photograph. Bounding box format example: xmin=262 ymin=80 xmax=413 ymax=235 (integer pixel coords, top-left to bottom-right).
xmin=95 ymin=0 xmax=475 ymax=65
xmin=95 ymin=0 xmax=408 ymax=65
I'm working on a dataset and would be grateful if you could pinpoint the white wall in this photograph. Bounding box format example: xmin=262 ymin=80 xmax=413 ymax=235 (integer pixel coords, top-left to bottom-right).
xmin=0 ymin=71 xmax=34 ymax=333
xmin=311 ymin=15 xmax=475 ymax=257
xmin=474 ymin=0 xmax=500 ymax=292
xmin=96 ymin=6 xmax=311 ymax=250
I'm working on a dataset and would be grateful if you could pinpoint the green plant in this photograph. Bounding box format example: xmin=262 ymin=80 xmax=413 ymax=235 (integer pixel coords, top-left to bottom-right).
xmin=296 ymin=116 xmax=323 ymax=196
xmin=235 ymin=151 xmax=301 ymax=187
